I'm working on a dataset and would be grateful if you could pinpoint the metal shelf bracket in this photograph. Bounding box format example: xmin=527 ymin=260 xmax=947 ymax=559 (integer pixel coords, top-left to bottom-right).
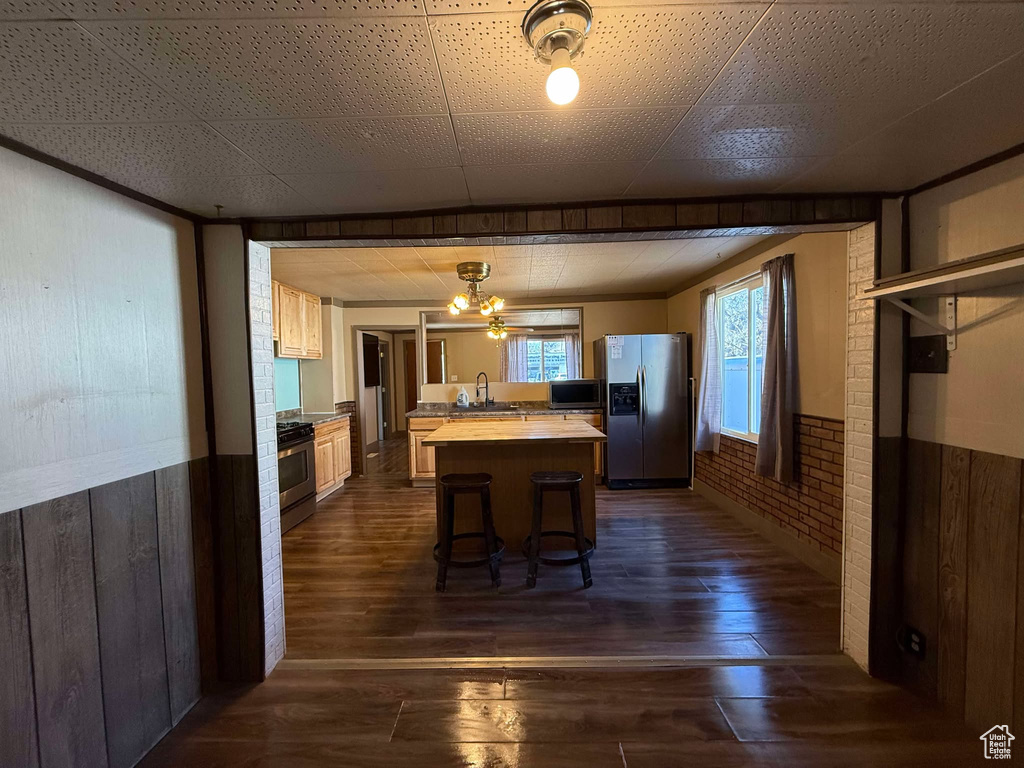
xmin=886 ymin=296 xmax=957 ymax=350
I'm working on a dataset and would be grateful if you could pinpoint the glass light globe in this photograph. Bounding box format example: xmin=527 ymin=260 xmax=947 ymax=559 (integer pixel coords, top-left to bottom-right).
xmin=546 ymin=48 xmax=579 ymax=105
xmin=454 ymin=293 xmax=470 ymax=310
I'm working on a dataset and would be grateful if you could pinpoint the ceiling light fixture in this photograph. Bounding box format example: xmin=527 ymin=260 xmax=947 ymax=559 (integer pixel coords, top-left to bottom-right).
xmin=523 ymin=0 xmax=592 ymax=106
xmin=448 ymin=262 xmax=506 ymax=317
xmin=487 ymin=316 xmax=508 ymax=340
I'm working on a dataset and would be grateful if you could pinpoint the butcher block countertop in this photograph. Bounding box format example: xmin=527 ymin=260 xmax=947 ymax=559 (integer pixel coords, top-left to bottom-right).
xmin=423 ymin=419 xmax=606 ymax=447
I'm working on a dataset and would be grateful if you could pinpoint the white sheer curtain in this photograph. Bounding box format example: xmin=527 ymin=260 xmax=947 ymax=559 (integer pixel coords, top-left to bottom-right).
xmin=564 ymin=332 xmax=581 ymax=379
xmin=500 ymin=334 xmax=530 ymax=382
xmin=756 ymin=253 xmax=796 ymax=482
xmin=695 ymin=286 xmax=722 ymax=453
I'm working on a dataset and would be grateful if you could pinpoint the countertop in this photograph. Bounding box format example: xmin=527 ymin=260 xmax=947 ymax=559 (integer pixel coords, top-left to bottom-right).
xmin=276 ymin=411 xmax=350 ymax=427
xmin=422 ymin=419 xmax=606 ymax=446
xmin=407 ymin=401 xmax=601 ymax=418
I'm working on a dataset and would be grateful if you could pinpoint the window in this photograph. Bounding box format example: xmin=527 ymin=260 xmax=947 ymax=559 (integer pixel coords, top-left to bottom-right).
xmin=718 ymin=275 xmax=765 ymax=441
xmin=526 ymin=338 xmax=568 ymax=382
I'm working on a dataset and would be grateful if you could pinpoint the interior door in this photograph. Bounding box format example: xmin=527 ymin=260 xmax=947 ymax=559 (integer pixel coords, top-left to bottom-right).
xmin=604 ymin=335 xmax=644 ymax=481
xmin=403 ymin=339 xmax=418 ymax=415
xmin=426 ymin=339 xmax=445 ymax=383
xmin=378 ymin=340 xmax=391 ymax=440
xmin=641 ymin=334 xmax=690 ymax=479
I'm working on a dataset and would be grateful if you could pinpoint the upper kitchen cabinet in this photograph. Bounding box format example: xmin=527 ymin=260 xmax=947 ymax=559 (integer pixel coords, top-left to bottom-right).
xmin=275 ymin=281 xmax=322 ymax=359
xmin=271 ymin=279 xmax=281 ymax=342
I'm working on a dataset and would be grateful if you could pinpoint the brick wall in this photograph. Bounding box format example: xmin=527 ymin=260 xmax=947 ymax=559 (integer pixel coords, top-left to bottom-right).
xmin=336 ymin=401 xmax=359 ymax=474
xmin=696 ymin=414 xmax=844 ymax=558
xmin=248 ymin=240 xmax=285 ymax=676
xmin=843 ymin=223 xmax=876 ymax=671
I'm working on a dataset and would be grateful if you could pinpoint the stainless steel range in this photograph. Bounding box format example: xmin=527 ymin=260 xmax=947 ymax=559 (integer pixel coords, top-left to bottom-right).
xmin=277 ymin=420 xmax=316 ymax=533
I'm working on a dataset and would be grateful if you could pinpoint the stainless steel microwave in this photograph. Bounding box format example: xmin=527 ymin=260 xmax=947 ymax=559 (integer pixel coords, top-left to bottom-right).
xmin=548 ymin=379 xmax=602 ymax=409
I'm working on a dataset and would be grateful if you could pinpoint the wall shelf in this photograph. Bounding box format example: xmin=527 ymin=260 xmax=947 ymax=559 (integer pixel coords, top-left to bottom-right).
xmin=862 ymin=243 xmax=1024 ymax=351
xmin=863 ymin=243 xmax=1024 ymax=300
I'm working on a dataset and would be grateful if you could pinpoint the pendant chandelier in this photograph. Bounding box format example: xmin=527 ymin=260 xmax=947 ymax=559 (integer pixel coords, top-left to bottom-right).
xmin=486 ymin=316 xmax=508 ymax=340
xmin=448 ymin=261 xmax=505 ymax=317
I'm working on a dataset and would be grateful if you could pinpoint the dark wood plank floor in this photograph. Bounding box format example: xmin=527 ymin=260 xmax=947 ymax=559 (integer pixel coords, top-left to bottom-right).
xmin=140 ymin=661 xmax=981 ymax=767
xmin=140 ymin=438 xmax=982 ymax=766
xmin=282 ymin=436 xmax=841 ymax=660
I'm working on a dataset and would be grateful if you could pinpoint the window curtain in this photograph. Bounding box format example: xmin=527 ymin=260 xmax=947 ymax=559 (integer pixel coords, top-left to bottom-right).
xmin=564 ymin=332 xmax=581 ymax=379
xmin=756 ymin=253 xmax=796 ymax=483
xmin=500 ymin=334 xmax=530 ymax=382
xmin=695 ymin=286 xmax=722 ymax=453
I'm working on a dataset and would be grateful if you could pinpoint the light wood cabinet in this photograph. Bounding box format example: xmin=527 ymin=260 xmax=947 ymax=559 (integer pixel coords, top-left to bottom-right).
xmin=409 ymin=417 xmax=444 ymax=485
xmin=303 ymin=292 xmax=321 ymax=358
xmin=314 ymin=417 xmax=351 ymax=498
xmin=279 ymin=285 xmax=305 ymax=357
xmin=273 ymin=281 xmax=322 ymax=359
xmin=271 ymin=279 xmax=280 ymax=342
xmin=314 ymin=436 xmax=335 ymax=494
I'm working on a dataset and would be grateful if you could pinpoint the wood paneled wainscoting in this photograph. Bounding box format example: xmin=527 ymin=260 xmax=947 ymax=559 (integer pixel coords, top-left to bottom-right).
xmin=0 ymin=460 xmax=209 ymax=768
xmin=901 ymin=439 xmax=1024 ymax=733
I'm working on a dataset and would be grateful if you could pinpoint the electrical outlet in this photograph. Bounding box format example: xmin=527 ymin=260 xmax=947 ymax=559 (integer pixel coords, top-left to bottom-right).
xmin=450 ymin=375 xmax=458 ymax=382
xmin=899 ymin=624 xmax=927 ymax=659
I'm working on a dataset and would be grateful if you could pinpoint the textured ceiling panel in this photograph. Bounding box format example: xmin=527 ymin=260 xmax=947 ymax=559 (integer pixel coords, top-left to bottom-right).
xmin=657 ymin=102 xmax=902 ymax=161
xmin=430 ymin=6 xmax=767 ymax=113
xmin=463 ymin=161 xmax=644 ymax=204
xmin=781 ymin=53 xmax=1024 ymax=194
xmin=278 ymin=167 xmax=469 ymax=212
xmin=52 ymin=0 xmax=422 ymax=18
xmin=703 ymin=4 xmax=1024 ymax=108
xmin=86 ymin=19 xmax=447 ymax=119
xmin=454 ymin=108 xmax=684 ymax=165
xmin=0 ymin=122 xmax=265 ymax=181
xmin=124 ymin=174 xmax=321 ymax=216
xmin=213 ymin=116 xmax=460 ymax=174
xmin=0 ymin=23 xmax=185 ymax=122
xmin=0 ymin=0 xmax=61 ymax=19
xmin=624 ymin=156 xmax=815 ymax=198
xmin=269 ymin=236 xmax=772 ymax=300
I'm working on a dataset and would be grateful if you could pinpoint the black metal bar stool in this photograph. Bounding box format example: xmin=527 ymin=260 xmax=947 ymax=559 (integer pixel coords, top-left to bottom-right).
xmin=523 ymin=470 xmax=594 ymax=589
xmin=435 ymin=472 xmax=505 ymax=592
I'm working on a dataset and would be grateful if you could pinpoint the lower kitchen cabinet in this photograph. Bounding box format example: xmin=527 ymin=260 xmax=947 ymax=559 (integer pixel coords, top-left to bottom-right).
xmin=314 ymin=417 xmax=352 ymax=498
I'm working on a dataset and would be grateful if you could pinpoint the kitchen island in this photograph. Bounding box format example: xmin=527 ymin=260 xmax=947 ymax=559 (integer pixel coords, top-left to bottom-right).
xmin=423 ymin=419 xmax=606 ymax=547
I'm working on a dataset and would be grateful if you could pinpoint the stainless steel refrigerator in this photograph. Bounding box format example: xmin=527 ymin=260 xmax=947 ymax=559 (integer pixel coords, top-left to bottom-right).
xmin=594 ymin=333 xmax=693 ymax=489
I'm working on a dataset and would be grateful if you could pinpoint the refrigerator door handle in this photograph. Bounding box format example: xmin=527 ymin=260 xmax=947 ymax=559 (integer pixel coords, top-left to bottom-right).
xmin=636 ymin=365 xmax=643 ymax=426
xmin=641 ymin=365 xmax=647 ymax=426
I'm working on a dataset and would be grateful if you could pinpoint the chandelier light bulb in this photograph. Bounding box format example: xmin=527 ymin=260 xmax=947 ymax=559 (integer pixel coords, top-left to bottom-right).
xmin=447 ymin=301 xmax=460 ymax=315
xmin=454 ymin=293 xmax=470 ymax=311
xmin=546 ymin=47 xmax=579 ymax=105
xmin=491 ymin=296 xmax=505 ymax=311
xmin=500 ymin=330 xmax=508 ymax=339
xmin=480 ymin=298 xmax=493 ymax=316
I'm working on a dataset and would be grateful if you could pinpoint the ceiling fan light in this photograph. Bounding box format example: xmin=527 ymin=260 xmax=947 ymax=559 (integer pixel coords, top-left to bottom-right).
xmin=454 ymin=293 xmax=470 ymax=310
xmin=480 ymin=298 xmax=493 ymax=315
xmin=491 ymin=296 xmax=505 ymax=311
xmin=447 ymin=301 xmax=461 ymax=315
xmin=546 ymin=47 xmax=579 ymax=105
xmin=499 ymin=330 xmax=508 ymax=339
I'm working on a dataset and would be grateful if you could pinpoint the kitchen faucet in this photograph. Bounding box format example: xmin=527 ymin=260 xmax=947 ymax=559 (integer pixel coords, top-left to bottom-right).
xmin=476 ymin=372 xmax=493 ymax=406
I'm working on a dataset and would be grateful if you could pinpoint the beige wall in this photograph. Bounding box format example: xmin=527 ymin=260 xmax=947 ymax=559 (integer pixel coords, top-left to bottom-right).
xmin=0 ymin=147 xmax=207 ymax=512
xmin=393 ymin=330 xmax=416 ymax=420
xmin=667 ymin=231 xmax=849 ymax=421
xmin=907 ymin=154 xmax=1024 ymax=459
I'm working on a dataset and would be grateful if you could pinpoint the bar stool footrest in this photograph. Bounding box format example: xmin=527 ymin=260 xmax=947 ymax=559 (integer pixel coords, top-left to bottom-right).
xmin=434 ymin=532 xmax=505 ymax=568
xmin=521 ymin=531 xmax=595 ymax=566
